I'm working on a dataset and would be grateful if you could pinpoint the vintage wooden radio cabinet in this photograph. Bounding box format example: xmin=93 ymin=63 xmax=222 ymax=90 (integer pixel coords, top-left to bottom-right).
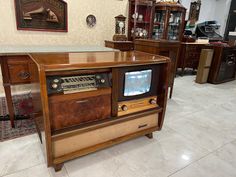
xmin=28 ymin=51 xmax=170 ymax=171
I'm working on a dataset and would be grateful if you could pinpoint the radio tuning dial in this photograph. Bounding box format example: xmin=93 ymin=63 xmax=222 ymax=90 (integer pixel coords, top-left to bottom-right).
xmin=122 ymin=105 xmax=128 ymax=111
xmin=51 ymin=83 xmax=58 ymax=89
xmin=150 ymin=99 xmax=157 ymax=105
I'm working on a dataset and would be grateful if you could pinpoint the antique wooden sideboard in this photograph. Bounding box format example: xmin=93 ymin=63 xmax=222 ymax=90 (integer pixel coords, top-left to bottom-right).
xmin=208 ymin=45 xmax=236 ymax=84
xmin=134 ymin=39 xmax=180 ymax=98
xmin=177 ymin=42 xmax=209 ymax=75
xmin=27 ymin=51 xmax=170 ymax=171
xmin=0 ymin=46 xmax=116 ymax=127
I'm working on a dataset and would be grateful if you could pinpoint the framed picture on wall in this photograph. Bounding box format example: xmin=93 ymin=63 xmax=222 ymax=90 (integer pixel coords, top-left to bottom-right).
xmin=14 ymin=0 xmax=68 ymax=32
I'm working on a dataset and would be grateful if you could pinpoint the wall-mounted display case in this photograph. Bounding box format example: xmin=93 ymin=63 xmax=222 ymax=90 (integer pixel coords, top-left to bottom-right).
xmin=128 ymin=1 xmax=186 ymax=41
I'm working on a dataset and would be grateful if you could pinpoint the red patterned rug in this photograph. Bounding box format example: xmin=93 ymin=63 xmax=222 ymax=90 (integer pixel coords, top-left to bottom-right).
xmin=0 ymin=119 xmax=37 ymax=142
xmin=0 ymin=92 xmax=33 ymax=117
xmin=0 ymin=92 xmax=37 ymax=142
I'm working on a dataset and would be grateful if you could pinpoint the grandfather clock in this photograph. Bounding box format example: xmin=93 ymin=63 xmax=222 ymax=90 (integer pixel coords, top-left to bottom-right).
xmin=113 ymin=15 xmax=127 ymax=41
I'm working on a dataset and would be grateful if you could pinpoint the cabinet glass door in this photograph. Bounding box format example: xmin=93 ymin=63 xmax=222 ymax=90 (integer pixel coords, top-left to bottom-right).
xmin=152 ymin=10 xmax=166 ymax=40
xmin=131 ymin=3 xmax=152 ymax=39
xmin=167 ymin=11 xmax=182 ymax=40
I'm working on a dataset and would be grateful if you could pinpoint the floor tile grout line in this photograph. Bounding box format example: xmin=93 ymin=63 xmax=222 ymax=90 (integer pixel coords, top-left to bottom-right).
xmin=1 ymin=162 xmax=44 ymax=177
xmin=166 ymin=120 xmax=236 ymax=153
xmin=164 ymin=125 xmax=210 ymax=152
xmin=64 ymin=166 xmax=70 ymax=177
xmin=167 ymin=138 xmax=236 ymax=177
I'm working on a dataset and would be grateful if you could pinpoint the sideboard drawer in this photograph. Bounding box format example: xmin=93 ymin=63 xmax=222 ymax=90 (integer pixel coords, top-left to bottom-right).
xmin=7 ymin=56 xmax=33 ymax=84
xmin=52 ymin=113 xmax=158 ymax=158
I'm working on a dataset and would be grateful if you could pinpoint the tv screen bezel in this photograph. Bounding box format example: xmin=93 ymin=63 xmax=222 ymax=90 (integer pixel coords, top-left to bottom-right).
xmin=117 ymin=65 xmax=160 ymax=102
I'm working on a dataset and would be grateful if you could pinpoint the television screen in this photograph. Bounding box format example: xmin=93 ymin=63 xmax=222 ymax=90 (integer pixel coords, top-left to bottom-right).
xmin=124 ymin=69 xmax=152 ymax=96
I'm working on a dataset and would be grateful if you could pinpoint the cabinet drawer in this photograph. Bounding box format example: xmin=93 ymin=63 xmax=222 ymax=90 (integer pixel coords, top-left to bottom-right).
xmin=52 ymin=113 xmax=158 ymax=158
xmin=7 ymin=56 xmax=34 ymax=84
xmin=49 ymin=89 xmax=112 ymax=131
xmin=8 ymin=62 xmax=31 ymax=84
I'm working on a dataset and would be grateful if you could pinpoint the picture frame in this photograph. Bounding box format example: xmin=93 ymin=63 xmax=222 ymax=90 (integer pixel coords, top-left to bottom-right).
xmin=14 ymin=0 xmax=68 ymax=32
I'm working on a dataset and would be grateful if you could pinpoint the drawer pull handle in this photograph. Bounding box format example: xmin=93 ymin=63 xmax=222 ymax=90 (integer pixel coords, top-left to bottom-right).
xmin=138 ymin=124 xmax=148 ymax=129
xmin=76 ymin=100 xmax=89 ymax=104
xmin=18 ymin=71 xmax=30 ymax=80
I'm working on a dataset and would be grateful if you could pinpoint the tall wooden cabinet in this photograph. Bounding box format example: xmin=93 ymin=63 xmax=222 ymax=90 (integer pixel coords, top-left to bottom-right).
xmin=152 ymin=3 xmax=186 ymax=41
xmin=128 ymin=1 xmax=186 ymax=42
xmin=128 ymin=0 xmax=155 ymax=41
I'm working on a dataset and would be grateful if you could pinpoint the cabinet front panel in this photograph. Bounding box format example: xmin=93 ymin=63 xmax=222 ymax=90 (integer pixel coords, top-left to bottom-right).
xmin=52 ymin=113 xmax=158 ymax=158
xmin=49 ymin=92 xmax=111 ymax=131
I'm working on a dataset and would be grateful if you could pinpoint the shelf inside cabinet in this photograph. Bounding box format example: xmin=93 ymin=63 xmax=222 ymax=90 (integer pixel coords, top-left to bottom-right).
xmin=131 ymin=20 xmax=150 ymax=24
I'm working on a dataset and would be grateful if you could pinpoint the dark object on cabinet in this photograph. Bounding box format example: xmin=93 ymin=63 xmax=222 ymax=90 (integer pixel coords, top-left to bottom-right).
xmin=134 ymin=39 xmax=180 ymax=98
xmin=128 ymin=1 xmax=186 ymax=41
xmin=14 ymin=0 xmax=68 ymax=32
xmin=208 ymin=46 xmax=236 ymax=84
xmin=224 ymin=0 xmax=236 ymax=40
xmin=105 ymin=40 xmax=134 ymax=51
xmin=177 ymin=43 xmax=207 ymax=75
xmin=29 ymin=51 xmax=170 ymax=171
xmin=195 ymin=21 xmax=222 ymax=41
xmin=0 ymin=55 xmax=37 ymax=127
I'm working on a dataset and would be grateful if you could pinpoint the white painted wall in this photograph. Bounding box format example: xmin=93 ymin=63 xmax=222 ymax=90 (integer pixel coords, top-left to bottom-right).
xmin=0 ymin=0 xmax=231 ymax=45
xmin=181 ymin=0 xmax=231 ymax=36
xmin=214 ymin=0 xmax=232 ymax=35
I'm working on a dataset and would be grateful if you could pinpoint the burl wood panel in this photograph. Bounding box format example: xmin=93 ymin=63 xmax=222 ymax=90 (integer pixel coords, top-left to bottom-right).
xmin=49 ymin=89 xmax=111 ymax=131
xmin=52 ymin=113 xmax=158 ymax=158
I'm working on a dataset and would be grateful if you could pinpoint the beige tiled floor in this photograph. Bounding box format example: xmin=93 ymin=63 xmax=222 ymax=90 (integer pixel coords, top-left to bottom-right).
xmin=0 ymin=76 xmax=236 ymax=177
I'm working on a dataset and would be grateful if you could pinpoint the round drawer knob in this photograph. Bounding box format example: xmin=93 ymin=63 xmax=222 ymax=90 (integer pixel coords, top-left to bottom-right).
xmin=122 ymin=105 xmax=128 ymax=111
xmin=53 ymin=79 xmax=60 ymax=83
xmin=150 ymin=99 xmax=157 ymax=104
xmin=51 ymin=83 xmax=58 ymax=89
xmin=100 ymin=79 xmax=105 ymax=83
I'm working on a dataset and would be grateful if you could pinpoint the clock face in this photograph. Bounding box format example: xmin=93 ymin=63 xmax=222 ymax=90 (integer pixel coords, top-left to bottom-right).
xmin=118 ymin=21 xmax=125 ymax=28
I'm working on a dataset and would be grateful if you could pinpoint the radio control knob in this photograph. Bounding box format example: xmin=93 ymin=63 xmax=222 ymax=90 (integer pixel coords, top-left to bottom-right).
xmin=100 ymin=79 xmax=105 ymax=83
xmin=122 ymin=105 xmax=128 ymax=111
xmin=53 ymin=79 xmax=59 ymax=83
xmin=150 ymin=99 xmax=157 ymax=104
xmin=51 ymin=83 xmax=58 ymax=89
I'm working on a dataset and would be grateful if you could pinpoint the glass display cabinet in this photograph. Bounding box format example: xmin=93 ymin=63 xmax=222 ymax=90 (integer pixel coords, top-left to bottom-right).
xmin=128 ymin=0 xmax=155 ymax=41
xmin=152 ymin=3 xmax=186 ymax=41
xmin=128 ymin=1 xmax=186 ymax=41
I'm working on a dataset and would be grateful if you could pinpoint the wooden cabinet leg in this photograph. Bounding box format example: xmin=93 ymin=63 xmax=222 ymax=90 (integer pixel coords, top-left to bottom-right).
xmin=3 ymin=84 xmax=15 ymax=128
xmin=181 ymin=67 xmax=184 ymax=76
xmin=169 ymin=86 xmax=173 ymax=99
xmin=54 ymin=163 xmax=64 ymax=172
xmin=145 ymin=133 xmax=153 ymax=139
